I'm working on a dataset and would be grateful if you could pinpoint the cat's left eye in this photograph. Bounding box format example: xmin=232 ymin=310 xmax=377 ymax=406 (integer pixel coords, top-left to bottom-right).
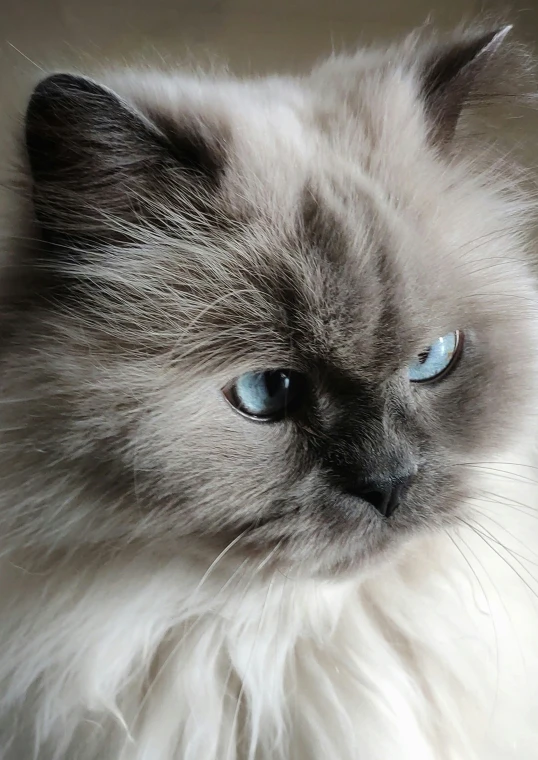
xmin=408 ymin=330 xmax=463 ymax=384
xmin=223 ymin=369 xmax=306 ymax=422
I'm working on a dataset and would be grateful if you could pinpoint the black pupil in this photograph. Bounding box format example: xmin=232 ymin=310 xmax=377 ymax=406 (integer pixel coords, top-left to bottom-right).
xmin=265 ymin=371 xmax=290 ymax=399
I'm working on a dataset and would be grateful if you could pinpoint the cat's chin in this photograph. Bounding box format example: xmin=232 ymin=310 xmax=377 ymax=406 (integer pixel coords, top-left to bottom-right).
xmin=309 ymin=531 xmax=429 ymax=582
xmin=218 ymin=521 xmax=424 ymax=583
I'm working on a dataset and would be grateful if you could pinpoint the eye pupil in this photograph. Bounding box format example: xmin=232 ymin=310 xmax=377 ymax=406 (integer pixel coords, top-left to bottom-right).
xmin=223 ymin=369 xmax=304 ymax=421
xmin=265 ymin=371 xmax=289 ymax=398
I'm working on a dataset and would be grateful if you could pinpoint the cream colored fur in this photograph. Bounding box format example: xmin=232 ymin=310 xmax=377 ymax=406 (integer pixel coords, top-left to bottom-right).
xmin=2 ymin=451 xmax=538 ymax=759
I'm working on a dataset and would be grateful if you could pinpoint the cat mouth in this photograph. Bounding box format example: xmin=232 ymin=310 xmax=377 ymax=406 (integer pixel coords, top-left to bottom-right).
xmin=201 ymin=469 xmax=458 ymax=576
xmin=219 ymin=501 xmax=415 ymax=572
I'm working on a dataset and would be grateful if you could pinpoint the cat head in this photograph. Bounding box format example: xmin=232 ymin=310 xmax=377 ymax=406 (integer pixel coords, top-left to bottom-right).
xmin=13 ymin=25 xmax=538 ymax=576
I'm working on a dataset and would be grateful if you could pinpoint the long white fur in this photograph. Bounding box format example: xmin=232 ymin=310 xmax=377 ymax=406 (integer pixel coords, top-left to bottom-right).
xmin=1 ymin=449 xmax=538 ymax=759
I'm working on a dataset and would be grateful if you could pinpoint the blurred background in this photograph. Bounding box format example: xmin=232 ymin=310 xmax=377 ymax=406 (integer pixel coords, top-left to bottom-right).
xmin=0 ymin=0 xmax=537 ymax=163
xmin=1 ymin=0 xmax=538 ymax=89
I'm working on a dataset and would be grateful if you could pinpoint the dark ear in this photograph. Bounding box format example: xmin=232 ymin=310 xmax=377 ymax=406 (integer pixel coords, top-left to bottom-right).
xmin=421 ymin=26 xmax=513 ymax=144
xmin=25 ymin=73 xmax=223 ymax=248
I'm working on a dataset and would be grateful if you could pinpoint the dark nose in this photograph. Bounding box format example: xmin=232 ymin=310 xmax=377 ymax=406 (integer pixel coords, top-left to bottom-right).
xmin=355 ymin=474 xmax=415 ymax=518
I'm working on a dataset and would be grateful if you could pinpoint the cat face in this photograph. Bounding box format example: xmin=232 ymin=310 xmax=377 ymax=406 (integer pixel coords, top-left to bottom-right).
xmin=16 ymin=27 xmax=538 ymax=576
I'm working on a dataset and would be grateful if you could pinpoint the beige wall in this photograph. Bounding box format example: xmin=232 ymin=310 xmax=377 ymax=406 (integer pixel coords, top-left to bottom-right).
xmin=2 ymin=0 xmax=538 ymax=86
xmin=0 ymin=0 xmax=537 ymax=156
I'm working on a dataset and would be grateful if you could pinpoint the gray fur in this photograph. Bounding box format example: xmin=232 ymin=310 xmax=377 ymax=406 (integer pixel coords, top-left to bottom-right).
xmin=3 ymin=23 xmax=537 ymax=582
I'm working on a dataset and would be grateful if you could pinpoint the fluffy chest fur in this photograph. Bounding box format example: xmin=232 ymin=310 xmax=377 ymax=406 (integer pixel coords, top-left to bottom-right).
xmin=2 ymin=453 xmax=538 ymax=760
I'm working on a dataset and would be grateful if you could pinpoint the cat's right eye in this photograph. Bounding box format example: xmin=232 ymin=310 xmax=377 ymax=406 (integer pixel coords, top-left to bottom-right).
xmin=222 ymin=370 xmax=306 ymax=422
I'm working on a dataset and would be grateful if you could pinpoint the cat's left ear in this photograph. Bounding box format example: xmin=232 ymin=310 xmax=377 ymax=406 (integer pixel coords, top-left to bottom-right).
xmin=420 ymin=25 xmax=514 ymax=144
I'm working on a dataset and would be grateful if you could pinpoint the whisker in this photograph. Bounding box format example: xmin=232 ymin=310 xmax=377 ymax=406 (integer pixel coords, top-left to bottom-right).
xmin=223 ymin=541 xmax=283 ymax=760
xmin=460 ymin=518 xmax=538 ymax=605
xmin=129 ymin=533 xmax=254 ymax=736
xmin=475 ymin=489 xmax=538 ymax=516
xmin=6 ymin=41 xmax=46 ymax=72
xmin=454 ymin=462 xmax=538 ymax=486
xmin=190 ymin=530 xmax=252 ymax=602
xmin=447 ymin=527 xmax=500 ymax=712
xmin=470 ymin=506 xmax=538 ymax=565
xmin=448 ymin=528 xmax=492 ymax=612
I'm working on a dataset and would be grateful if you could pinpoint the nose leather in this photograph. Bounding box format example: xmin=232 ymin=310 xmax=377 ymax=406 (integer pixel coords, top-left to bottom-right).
xmin=349 ymin=473 xmax=416 ymax=518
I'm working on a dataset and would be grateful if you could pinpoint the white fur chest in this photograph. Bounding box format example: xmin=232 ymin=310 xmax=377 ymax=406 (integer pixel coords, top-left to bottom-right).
xmin=2 ymin=454 xmax=538 ymax=760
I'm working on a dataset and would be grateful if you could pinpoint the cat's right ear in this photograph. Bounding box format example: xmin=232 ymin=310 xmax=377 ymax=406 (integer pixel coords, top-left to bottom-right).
xmin=419 ymin=25 xmax=528 ymax=145
xmin=25 ymin=73 xmax=225 ymax=248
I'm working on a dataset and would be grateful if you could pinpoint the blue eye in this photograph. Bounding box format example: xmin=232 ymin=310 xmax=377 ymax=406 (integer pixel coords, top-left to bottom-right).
xmin=407 ymin=330 xmax=463 ymax=384
xmin=223 ymin=370 xmax=306 ymax=421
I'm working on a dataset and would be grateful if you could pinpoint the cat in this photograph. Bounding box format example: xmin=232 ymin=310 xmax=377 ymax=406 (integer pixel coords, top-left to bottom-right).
xmin=0 ymin=20 xmax=538 ymax=760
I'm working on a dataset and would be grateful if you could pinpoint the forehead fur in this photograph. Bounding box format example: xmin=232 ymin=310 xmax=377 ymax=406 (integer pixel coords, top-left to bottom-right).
xmin=21 ymin=26 xmax=537 ymax=391
xmin=90 ymin=41 xmax=533 ymax=380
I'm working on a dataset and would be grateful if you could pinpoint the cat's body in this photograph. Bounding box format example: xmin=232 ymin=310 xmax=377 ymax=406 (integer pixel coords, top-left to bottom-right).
xmin=1 ymin=24 xmax=538 ymax=759
xmin=1 ymin=497 xmax=537 ymax=760
xmin=3 ymin=477 xmax=538 ymax=760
